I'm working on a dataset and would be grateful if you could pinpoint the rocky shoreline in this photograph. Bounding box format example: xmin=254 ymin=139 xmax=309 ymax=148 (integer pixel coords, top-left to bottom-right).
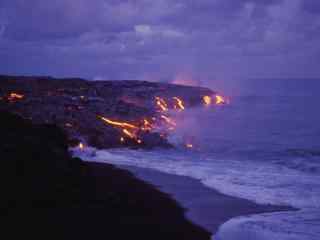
xmin=0 ymin=75 xmax=214 ymax=149
xmin=0 ymin=110 xmax=211 ymax=240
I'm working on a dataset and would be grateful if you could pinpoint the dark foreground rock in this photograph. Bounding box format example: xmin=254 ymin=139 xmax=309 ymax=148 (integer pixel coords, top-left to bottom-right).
xmin=0 ymin=75 xmax=214 ymax=149
xmin=0 ymin=111 xmax=211 ymax=240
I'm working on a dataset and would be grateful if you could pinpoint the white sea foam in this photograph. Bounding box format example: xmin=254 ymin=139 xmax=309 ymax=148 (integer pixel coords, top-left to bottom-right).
xmin=214 ymin=210 xmax=320 ymax=240
xmin=74 ymin=147 xmax=320 ymax=240
xmin=76 ymin=148 xmax=320 ymax=209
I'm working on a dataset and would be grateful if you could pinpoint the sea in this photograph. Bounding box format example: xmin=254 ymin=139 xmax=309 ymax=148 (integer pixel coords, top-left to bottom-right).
xmin=76 ymin=78 xmax=320 ymax=240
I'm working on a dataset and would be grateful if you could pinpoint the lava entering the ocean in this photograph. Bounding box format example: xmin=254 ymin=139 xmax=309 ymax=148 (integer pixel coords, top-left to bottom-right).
xmin=98 ymin=93 xmax=229 ymax=149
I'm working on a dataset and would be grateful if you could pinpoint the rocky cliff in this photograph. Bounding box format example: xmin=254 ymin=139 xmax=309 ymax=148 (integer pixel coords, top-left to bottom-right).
xmin=0 ymin=75 xmax=214 ymax=149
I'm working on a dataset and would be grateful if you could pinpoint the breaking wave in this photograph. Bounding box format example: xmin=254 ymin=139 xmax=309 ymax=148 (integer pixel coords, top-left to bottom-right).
xmin=74 ymin=79 xmax=320 ymax=240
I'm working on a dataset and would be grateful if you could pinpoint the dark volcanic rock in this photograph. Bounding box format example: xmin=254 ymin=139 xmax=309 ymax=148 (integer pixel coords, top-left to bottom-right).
xmin=0 ymin=111 xmax=211 ymax=240
xmin=0 ymin=75 xmax=214 ymax=149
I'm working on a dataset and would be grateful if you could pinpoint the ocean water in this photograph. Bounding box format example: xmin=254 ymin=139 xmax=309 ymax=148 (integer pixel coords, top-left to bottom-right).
xmin=77 ymin=78 xmax=320 ymax=240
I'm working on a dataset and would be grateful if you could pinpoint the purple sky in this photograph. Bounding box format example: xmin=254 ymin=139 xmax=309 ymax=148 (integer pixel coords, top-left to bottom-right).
xmin=1 ymin=0 xmax=320 ymax=84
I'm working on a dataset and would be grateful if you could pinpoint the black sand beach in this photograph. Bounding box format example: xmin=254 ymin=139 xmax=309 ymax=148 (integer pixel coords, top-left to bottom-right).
xmin=116 ymin=166 xmax=295 ymax=235
xmin=1 ymin=110 xmax=294 ymax=239
xmin=0 ymin=111 xmax=210 ymax=240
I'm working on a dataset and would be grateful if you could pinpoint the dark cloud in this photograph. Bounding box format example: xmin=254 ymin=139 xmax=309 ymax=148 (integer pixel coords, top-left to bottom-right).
xmin=0 ymin=0 xmax=320 ymax=82
xmin=2 ymin=0 xmax=103 ymax=40
xmin=302 ymin=1 xmax=320 ymax=14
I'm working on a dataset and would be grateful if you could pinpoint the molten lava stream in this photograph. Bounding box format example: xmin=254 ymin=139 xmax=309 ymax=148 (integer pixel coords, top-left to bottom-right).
xmin=215 ymin=95 xmax=226 ymax=105
xmin=155 ymin=97 xmax=168 ymax=112
xmin=99 ymin=116 xmax=144 ymax=144
xmin=122 ymin=129 xmax=135 ymax=138
xmin=78 ymin=142 xmax=85 ymax=150
xmin=186 ymin=143 xmax=193 ymax=149
xmin=173 ymin=97 xmax=185 ymax=110
xmin=123 ymin=129 xmax=142 ymax=144
xmin=202 ymin=95 xmax=228 ymax=106
xmin=99 ymin=116 xmax=138 ymax=129
xmin=7 ymin=92 xmax=24 ymax=102
xmin=203 ymin=95 xmax=212 ymax=106
xmin=142 ymin=119 xmax=153 ymax=131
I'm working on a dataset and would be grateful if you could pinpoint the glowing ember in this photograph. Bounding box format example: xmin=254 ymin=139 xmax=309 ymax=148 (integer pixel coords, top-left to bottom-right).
xmin=78 ymin=142 xmax=85 ymax=150
xmin=99 ymin=116 xmax=138 ymax=129
xmin=142 ymin=119 xmax=153 ymax=131
xmin=155 ymin=97 xmax=168 ymax=112
xmin=8 ymin=92 xmax=24 ymax=101
xmin=120 ymin=137 xmax=125 ymax=143
xmin=186 ymin=143 xmax=193 ymax=148
xmin=215 ymin=95 xmax=226 ymax=105
xmin=173 ymin=97 xmax=185 ymax=110
xmin=203 ymin=95 xmax=212 ymax=105
xmin=144 ymin=119 xmax=150 ymax=125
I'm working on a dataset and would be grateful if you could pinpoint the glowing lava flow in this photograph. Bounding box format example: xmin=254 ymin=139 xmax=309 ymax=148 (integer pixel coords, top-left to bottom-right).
xmin=186 ymin=143 xmax=193 ymax=148
xmin=203 ymin=95 xmax=228 ymax=106
xmin=142 ymin=119 xmax=153 ymax=131
xmin=7 ymin=92 xmax=24 ymax=102
xmin=99 ymin=116 xmax=143 ymax=144
xmin=155 ymin=97 xmax=168 ymax=112
xmin=98 ymin=92 xmax=229 ymax=147
xmin=123 ymin=129 xmax=136 ymax=139
xmin=78 ymin=142 xmax=85 ymax=150
xmin=99 ymin=116 xmax=138 ymax=129
xmin=215 ymin=95 xmax=226 ymax=105
xmin=173 ymin=97 xmax=185 ymax=110
xmin=203 ymin=95 xmax=212 ymax=105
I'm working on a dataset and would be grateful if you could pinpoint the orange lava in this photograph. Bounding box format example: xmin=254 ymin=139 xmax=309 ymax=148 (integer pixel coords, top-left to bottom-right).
xmin=98 ymin=92 xmax=228 ymax=146
xmin=8 ymin=92 xmax=24 ymax=102
xmin=99 ymin=116 xmax=144 ymax=144
xmin=186 ymin=143 xmax=193 ymax=148
xmin=215 ymin=95 xmax=226 ymax=105
xmin=123 ymin=129 xmax=136 ymax=139
xmin=142 ymin=119 xmax=153 ymax=131
xmin=203 ymin=95 xmax=212 ymax=105
xmin=173 ymin=97 xmax=185 ymax=110
xmin=155 ymin=97 xmax=168 ymax=112
xmin=78 ymin=142 xmax=85 ymax=150
xmin=99 ymin=116 xmax=138 ymax=129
